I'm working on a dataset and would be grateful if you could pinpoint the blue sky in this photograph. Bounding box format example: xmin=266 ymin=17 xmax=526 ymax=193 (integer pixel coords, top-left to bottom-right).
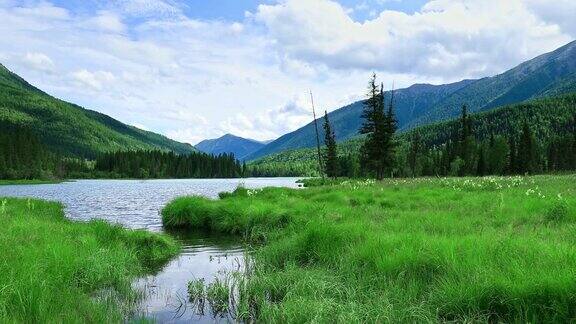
xmin=0 ymin=0 xmax=575 ymax=144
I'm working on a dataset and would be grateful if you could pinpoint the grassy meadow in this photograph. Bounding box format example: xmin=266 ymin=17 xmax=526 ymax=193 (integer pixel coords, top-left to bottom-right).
xmin=0 ymin=198 xmax=178 ymax=323
xmin=163 ymin=174 xmax=576 ymax=323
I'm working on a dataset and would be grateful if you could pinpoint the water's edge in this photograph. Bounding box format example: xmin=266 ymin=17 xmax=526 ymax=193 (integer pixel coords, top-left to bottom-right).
xmin=0 ymin=178 xmax=300 ymax=323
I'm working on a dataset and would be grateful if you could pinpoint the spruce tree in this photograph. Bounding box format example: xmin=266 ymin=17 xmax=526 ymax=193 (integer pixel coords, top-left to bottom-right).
xmin=518 ymin=122 xmax=538 ymax=174
xmin=323 ymin=110 xmax=339 ymax=178
xmin=457 ymin=104 xmax=476 ymax=176
xmin=408 ymin=132 xmax=422 ymax=177
xmin=359 ymin=73 xmax=386 ymax=179
xmin=383 ymin=84 xmax=398 ymax=177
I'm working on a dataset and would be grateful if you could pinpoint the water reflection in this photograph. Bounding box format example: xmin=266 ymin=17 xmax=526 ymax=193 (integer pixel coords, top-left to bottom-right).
xmin=133 ymin=230 xmax=247 ymax=323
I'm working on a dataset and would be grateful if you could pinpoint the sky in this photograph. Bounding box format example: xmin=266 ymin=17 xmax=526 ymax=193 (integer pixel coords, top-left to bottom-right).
xmin=0 ymin=0 xmax=575 ymax=145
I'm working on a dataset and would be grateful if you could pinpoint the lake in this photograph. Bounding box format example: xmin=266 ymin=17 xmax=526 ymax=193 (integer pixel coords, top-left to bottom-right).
xmin=0 ymin=178 xmax=301 ymax=323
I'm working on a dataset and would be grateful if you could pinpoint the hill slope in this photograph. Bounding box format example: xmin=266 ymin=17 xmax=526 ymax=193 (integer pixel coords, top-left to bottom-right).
xmin=247 ymin=40 xmax=576 ymax=160
xmin=195 ymin=134 xmax=265 ymax=160
xmin=249 ymin=93 xmax=576 ymax=175
xmin=0 ymin=63 xmax=195 ymax=158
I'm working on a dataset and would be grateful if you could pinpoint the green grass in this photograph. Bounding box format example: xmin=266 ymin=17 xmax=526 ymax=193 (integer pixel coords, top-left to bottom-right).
xmin=0 ymin=198 xmax=179 ymax=323
xmin=163 ymin=175 xmax=576 ymax=323
xmin=0 ymin=179 xmax=63 ymax=186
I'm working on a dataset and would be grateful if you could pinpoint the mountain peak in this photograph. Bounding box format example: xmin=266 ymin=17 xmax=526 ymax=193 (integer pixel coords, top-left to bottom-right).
xmin=196 ymin=134 xmax=266 ymax=160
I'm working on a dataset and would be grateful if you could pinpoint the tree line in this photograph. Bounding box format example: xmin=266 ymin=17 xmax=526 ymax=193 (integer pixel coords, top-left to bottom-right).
xmin=94 ymin=150 xmax=243 ymax=179
xmin=318 ymin=75 xmax=576 ymax=179
xmin=0 ymin=125 xmax=245 ymax=180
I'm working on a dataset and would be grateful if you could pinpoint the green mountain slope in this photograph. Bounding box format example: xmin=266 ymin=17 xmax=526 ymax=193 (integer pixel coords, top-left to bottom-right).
xmin=0 ymin=63 xmax=195 ymax=158
xmin=249 ymin=92 xmax=576 ymax=174
xmin=246 ymin=40 xmax=576 ymax=161
xmin=195 ymin=134 xmax=265 ymax=160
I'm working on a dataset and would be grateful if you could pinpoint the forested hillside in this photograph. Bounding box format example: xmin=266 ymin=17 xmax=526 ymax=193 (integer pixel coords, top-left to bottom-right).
xmin=249 ymin=93 xmax=576 ymax=177
xmin=247 ymin=40 xmax=576 ymax=160
xmin=0 ymin=63 xmax=195 ymax=158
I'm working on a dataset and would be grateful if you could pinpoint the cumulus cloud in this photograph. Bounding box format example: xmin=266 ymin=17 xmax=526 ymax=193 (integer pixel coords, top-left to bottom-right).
xmin=83 ymin=10 xmax=125 ymax=33
xmin=71 ymin=69 xmax=115 ymax=90
xmin=254 ymin=0 xmax=574 ymax=78
xmin=219 ymin=94 xmax=314 ymax=141
xmin=22 ymin=52 xmax=55 ymax=73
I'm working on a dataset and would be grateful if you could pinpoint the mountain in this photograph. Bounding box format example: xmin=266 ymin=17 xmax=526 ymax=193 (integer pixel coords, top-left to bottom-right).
xmin=0 ymin=63 xmax=195 ymax=158
xmin=249 ymin=93 xmax=576 ymax=175
xmin=195 ymin=134 xmax=266 ymax=160
xmin=246 ymin=40 xmax=576 ymax=160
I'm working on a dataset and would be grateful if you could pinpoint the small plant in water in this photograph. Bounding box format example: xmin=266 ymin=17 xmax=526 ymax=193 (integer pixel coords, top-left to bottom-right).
xmin=187 ymin=278 xmax=206 ymax=315
xmin=187 ymin=278 xmax=205 ymax=302
xmin=206 ymin=277 xmax=230 ymax=316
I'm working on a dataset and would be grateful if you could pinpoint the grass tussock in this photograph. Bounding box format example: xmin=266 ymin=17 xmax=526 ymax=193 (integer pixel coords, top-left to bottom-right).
xmin=163 ymin=175 xmax=576 ymax=323
xmin=0 ymin=198 xmax=178 ymax=323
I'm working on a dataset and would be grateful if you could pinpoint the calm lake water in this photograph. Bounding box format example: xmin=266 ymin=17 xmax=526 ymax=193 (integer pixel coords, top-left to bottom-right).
xmin=0 ymin=178 xmax=300 ymax=323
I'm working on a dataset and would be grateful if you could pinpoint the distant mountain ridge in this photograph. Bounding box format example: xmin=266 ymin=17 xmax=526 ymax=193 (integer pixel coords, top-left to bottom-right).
xmin=246 ymin=40 xmax=576 ymax=160
xmin=195 ymin=134 xmax=266 ymax=160
xmin=0 ymin=63 xmax=195 ymax=158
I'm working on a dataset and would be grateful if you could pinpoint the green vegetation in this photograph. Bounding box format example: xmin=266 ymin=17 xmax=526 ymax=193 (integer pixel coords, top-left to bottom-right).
xmin=163 ymin=175 xmax=576 ymax=322
xmin=359 ymin=76 xmax=397 ymax=179
xmin=94 ymin=150 xmax=244 ymax=179
xmin=322 ymin=110 xmax=339 ymax=178
xmin=0 ymin=198 xmax=178 ymax=322
xmin=0 ymin=64 xmax=194 ymax=159
xmin=0 ymin=179 xmax=62 ymax=185
xmin=0 ymin=65 xmax=194 ymax=158
xmin=250 ymin=93 xmax=576 ymax=177
xmin=0 ymin=125 xmax=245 ymax=180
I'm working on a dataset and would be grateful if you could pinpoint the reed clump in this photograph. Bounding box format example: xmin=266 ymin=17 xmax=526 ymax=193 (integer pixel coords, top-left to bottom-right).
xmin=0 ymin=198 xmax=178 ymax=323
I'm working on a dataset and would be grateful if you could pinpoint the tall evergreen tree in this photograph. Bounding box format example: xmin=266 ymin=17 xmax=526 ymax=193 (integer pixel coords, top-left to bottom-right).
xmin=359 ymin=73 xmax=386 ymax=179
xmin=408 ymin=132 xmax=422 ymax=177
xmin=323 ymin=110 xmax=339 ymax=178
xmin=383 ymin=84 xmax=398 ymax=177
xmin=457 ymin=104 xmax=476 ymax=175
xmin=517 ymin=122 xmax=538 ymax=174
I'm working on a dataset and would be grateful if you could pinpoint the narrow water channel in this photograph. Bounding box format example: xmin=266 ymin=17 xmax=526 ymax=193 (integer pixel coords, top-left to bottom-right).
xmin=0 ymin=178 xmax=300 ymax=323
xmin=132 ymin=230 xmax=247 ymax=323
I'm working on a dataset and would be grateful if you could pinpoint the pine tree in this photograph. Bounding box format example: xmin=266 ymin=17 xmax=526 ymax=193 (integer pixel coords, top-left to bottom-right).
xmin=408 ymin=132 xmax=422 ymax=177
xmin=323 ymin=110 xmax=339 ymax=178
xmin=383 ymin=84 xmax=398 ymax=177
xmin=518 ymin=122 xmax=538 ymax=174
xmin=359 ymin=73 xmax=386 ymax=179
xmin=476 ymin=144 xmax=487 ymax=176
xmin=457 ymin=104 xmax=476 ymax=176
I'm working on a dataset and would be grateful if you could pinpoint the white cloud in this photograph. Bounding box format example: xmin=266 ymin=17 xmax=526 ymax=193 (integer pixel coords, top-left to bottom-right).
xmin=219 ymin=94 xmax=314 ymax=141
xmin=22 ymin=52 xmax=55 ymax=72
xmin=112 ymin=0 xmax=182 ymax=18
xmin=71 ymin=69 xmax=115 ymax=90
xmin=254 ymin=0 xmax=574 ymax=78
xmin=132 ymin=123 xmax=149 ymax=131
xmin=83 ymin=10 xmax=125 ymax=33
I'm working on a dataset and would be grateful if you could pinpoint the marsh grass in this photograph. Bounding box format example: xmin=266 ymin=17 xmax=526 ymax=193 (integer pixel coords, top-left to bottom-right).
xmin=163 ymin=175 xmax=576 ymax=323
xmin=0 ymin=198 xmax=179 ymax=323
